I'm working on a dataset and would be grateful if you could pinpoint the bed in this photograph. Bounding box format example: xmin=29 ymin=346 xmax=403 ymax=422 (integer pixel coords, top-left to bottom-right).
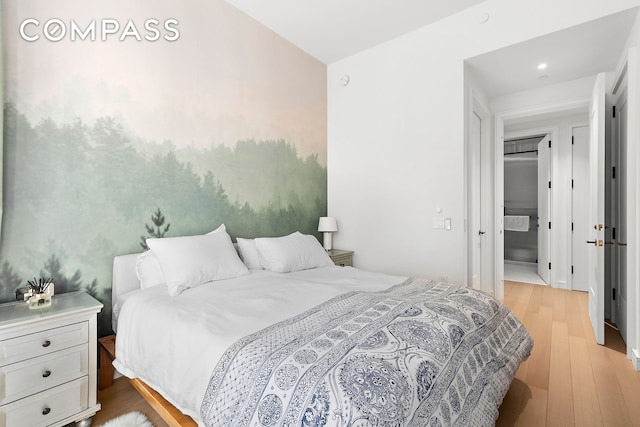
xmin=112 ymin=229 xmax=533 ymax=427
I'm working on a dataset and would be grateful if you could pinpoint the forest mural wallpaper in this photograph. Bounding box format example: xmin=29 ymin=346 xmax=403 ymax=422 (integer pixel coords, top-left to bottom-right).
xmin=0 ymin=0 xmax=327 ymax=335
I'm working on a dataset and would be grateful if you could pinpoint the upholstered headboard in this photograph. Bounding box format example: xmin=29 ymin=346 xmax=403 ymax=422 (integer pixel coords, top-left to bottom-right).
xmin=112 ymin=253 xmax=141 ymax=313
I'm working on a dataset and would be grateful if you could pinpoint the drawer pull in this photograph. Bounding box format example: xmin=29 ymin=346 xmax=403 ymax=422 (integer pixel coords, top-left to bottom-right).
xmin=42 ymin=407 xmax=51 ymax=415
xmin=42 ymin=340 xmax=51 ymax=348
xmin=42 ymin=370 xmax=52 ymax=378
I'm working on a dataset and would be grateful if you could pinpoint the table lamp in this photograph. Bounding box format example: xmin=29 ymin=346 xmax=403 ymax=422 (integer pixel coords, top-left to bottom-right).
xmin=318 ymin=217 xmax=338 ymax=250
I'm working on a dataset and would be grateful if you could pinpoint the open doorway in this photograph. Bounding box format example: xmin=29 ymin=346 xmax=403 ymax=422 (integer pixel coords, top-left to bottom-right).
xmin=464 ymin=9 xmax=640 ymax=368
xmin=503 ymin=134 xmax=549 ymax=285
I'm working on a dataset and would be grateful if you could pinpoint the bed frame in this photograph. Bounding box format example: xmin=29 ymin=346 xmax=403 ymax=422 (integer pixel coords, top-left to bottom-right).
xmin=112 ymin=254 xmax=197 ymax=427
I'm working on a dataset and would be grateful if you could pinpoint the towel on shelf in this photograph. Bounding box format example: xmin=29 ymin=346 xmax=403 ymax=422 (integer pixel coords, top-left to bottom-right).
xmin=504 ymin=215 xmax=530 ymax=232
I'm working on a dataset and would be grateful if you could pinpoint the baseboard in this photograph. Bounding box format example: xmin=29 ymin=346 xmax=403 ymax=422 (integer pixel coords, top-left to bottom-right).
xmin=633 ymin=348 xmax=640 ymax=371
xmin=504 ymin=260 xmax=536 ymax=266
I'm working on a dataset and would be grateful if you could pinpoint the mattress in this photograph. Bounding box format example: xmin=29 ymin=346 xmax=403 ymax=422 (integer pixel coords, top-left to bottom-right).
xmin=112 ymin=266 xmax=406 ymax=423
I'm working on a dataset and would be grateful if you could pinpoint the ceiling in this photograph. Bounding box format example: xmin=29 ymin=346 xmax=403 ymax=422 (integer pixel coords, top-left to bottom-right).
xmin=466 ymin=8 xmax=638 ymax=98
xmin=223 ymin=0 xmax=486 ymax=64
xmin=223 ymin=2 xmax=638 ymax=99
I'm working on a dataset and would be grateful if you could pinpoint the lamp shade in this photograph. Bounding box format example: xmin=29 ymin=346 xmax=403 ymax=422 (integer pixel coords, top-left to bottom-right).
xmin=318 ymin=217 xmax=338 ymax=232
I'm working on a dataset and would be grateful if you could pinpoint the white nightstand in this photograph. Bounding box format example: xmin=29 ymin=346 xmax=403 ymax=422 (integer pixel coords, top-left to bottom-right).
xmin=0 ymin=292 xmax=103 ymax=427
xmin=328 ymin=249 xmax=354 ymax=267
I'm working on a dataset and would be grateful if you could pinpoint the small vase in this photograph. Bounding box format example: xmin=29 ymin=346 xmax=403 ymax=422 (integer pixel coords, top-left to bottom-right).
xmin=23 ymin=283 xmax=54 ymax=309
xmin=28 ymin=293 xmax=52 ymax=309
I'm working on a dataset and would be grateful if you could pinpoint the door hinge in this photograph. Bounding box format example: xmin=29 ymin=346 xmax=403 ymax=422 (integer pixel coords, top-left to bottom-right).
xmin=613 ymin=288 xmax=616 ymax=300
xmin=571 ymin=136 xmax=574 ymax=145
xmin=548 ymin=181 xmax=552 ymax=189
xmin=571 ymin=265 xmax=574 ymax=274
xmin=549 ymin=262 xmax=552 ymax=270
xmin=613 ymin=105 xmax=616 ymax=118
xmin=572 ymin=222 xmax=574 ymax=231
xmin=571 ymin=179 xmax=574 ymax=188
xmin=549 ymin=221 xmax=551 ymax=229
xmin=548 ymin=140 xmax=552 ymax=148
xmin=612 ymin=166 xmax=616 ymax=179
xmin=613 ymin=227 xmax=616 ymax=240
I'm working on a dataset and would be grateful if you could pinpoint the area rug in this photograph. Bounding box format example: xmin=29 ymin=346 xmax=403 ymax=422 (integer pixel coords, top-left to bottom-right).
xmin=100 ymin=412 xmax=153 ymax=427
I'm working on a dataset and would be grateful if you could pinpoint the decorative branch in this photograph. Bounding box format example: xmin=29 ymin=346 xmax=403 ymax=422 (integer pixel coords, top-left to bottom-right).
xmin=26 ymin=277 xmax=53 ymax=294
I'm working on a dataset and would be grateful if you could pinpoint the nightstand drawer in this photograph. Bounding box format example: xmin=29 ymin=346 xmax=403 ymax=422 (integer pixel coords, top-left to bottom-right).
xmin=328 ymin=250 xmax=354 ymax=267
xmin=0 ymin=322 xmax=88 ymax=367
xmin=0 ymin=345 xmax=88 ymax=405
xmin=331 ymin=254 xmax=352 ymax=266
xmin=0 ymin=377 xmax=88 ymax=427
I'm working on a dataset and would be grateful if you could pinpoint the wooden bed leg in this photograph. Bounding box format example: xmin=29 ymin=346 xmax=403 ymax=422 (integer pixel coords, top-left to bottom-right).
xmin=98 ymin=335 xmax=116 ymax=390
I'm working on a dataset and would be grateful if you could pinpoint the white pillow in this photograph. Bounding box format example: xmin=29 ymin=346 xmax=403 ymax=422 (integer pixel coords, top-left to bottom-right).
xmin=208 ymin=224 xmax=226 ymax=234
xmin=255 ymin=232 xmax=334 ymax=273
xmin=236 ymin=238 xmax=263 ymax=270
xmin=146 ymin=230 xmax=248 ymax=296
xmin=135 ymin=251 xmax=165 ymax=289
xmin=135 ymin=224 xmax=228 ymax=289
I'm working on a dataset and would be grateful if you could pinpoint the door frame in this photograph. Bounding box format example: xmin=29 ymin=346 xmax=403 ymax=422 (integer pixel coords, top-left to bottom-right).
xmin=610 ymin=72 xmax=627 ymax=331
xmin=494 ymin=99 xmax=590 ymax=299
xmin=465 ymin=89 xmax=493 ymax=295
xmin=570 ymin=123 xmax=590 ymax=293
xmin=612 ymin=47 xmax=640 ymax=368
xmin=503 ymin=128 xmax=555 ymax=286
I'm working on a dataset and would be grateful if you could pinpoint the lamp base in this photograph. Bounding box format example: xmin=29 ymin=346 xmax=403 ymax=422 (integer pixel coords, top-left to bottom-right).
xmin=323 ymin=232 xmax=333 ymax=251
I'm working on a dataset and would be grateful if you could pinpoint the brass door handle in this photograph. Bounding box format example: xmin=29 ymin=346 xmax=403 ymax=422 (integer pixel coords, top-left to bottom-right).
xmin=586 ymin=240 xmax=597 ymax=245
xmin=617 ymin=242 xmax=628 ymax=247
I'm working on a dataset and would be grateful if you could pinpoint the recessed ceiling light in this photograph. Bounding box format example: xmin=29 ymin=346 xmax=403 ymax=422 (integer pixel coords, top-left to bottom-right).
xmin=538 ymin=63 xmax=547 ymax=70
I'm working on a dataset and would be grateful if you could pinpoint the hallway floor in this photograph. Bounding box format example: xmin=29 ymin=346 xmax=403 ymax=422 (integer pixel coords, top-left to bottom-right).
xmin=505 ymin=260 xmax=548 ymax=285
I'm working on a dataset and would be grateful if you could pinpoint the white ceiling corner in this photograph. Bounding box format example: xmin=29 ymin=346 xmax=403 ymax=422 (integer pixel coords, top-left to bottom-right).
xmin=222 ymin=2 xmax=639 ymax=99
xmin=223 ymin=0 xmax=487 ymax=64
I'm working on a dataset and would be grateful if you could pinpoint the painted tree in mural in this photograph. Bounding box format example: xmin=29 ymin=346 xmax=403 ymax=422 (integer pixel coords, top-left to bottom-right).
xmin=140 ymin=208 xmax=171 ymax=250
xmin=40 ymin=255 xmax=82 ymax=295
xmin=1 ymin=103 xmax=327 ymax=337
xmin=0 ymin=262 xmax=22 ymax=300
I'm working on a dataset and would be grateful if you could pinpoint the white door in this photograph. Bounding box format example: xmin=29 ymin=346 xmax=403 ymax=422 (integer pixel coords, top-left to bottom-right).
xmin=537 ymin=135 xmax=551 ymax=285
xmin=572 ymin=126 xmax=589 ymax=292
xmin=588 ymin=73 xmax=606 ymax=345
xmin=615 ymin=89 xmax=628 ymax=341
xmin=470 ymin=112 xmax=482 ymax=290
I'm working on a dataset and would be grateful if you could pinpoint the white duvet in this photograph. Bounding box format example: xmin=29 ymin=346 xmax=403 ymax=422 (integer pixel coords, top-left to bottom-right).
xmin=112 ymin=266 xmax=405 ymax=424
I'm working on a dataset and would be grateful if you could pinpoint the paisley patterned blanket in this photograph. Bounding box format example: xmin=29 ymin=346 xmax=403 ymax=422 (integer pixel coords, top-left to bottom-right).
xmin=201 ymin=278 xmax=533 ymax=427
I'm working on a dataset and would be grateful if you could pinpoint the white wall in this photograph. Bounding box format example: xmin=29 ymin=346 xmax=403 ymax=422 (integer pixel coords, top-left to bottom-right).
xmin=327 ymin=0 xmax=640 ymax=281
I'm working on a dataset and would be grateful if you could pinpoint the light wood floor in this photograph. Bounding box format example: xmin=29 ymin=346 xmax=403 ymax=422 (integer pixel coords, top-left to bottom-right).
xmin=92 ymin=377 xmax=169 ymax=427
xmin=92 ymin=281 xmax=640 ymax=426
xmin=497 ymin=281 xmax=640 ymax=427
